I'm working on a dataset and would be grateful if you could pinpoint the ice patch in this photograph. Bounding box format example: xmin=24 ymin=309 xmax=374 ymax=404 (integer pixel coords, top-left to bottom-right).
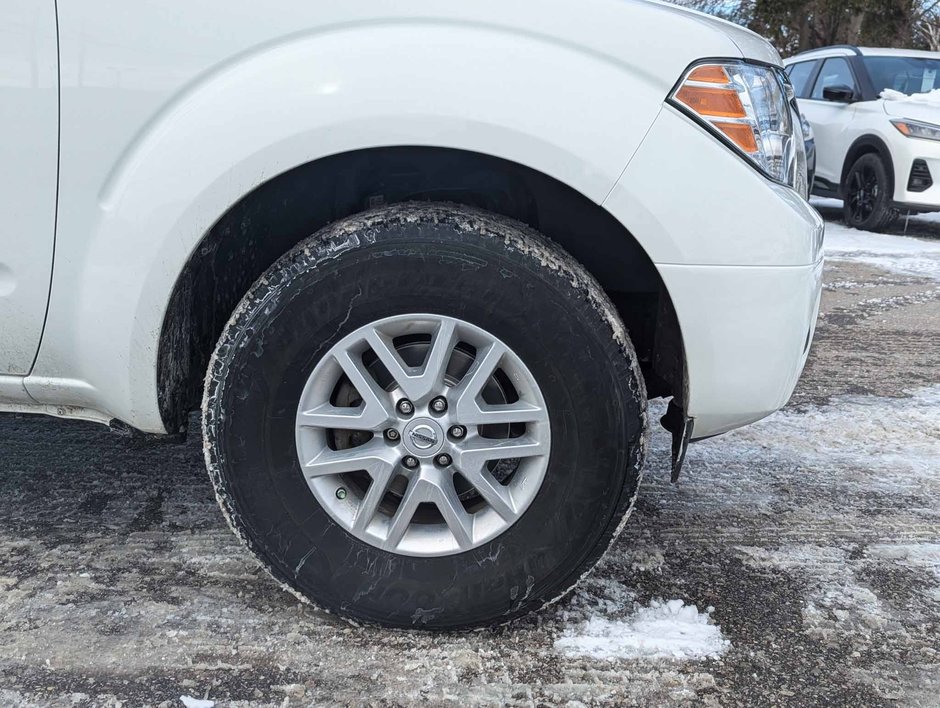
xmin=180 ymin=697 xmax=214 ymax=708
xmin=561 ymin=576 xmax=638 ymax=619
xmin=555 ymin=598 xmax=729 ymax=661
xmin=737 ymin=544 xmax=848 ymax=573
xmin=736 ymin=545 xmax=891 ymax=637
xmin=813 ymin=197 xmax=844 ymax=211
xmin=822 ymin=220 xmax=940 ymax=281
xmin=692 ymin=386 xmax=940 ymax=488
xmin=866 ymin=544 xmax=940 ymax=580
xmin=630 ymin=547 xmax=666 ymax=573
xmin=823 ymin=280 xmax=871 ymax=291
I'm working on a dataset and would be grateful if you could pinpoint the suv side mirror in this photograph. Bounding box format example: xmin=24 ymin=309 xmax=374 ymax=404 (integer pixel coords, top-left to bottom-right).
xmin=822 ymin=85 xmax=855 ymax=103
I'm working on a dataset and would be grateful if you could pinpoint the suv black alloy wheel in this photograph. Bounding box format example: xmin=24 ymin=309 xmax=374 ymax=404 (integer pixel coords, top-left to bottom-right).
xmin=844 ymin=153 xmax=897 ymax=232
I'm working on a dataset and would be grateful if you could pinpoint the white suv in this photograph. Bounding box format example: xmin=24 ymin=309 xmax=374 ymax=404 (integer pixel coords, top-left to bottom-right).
xmin=1 ymin=0 xmax=822 ymax=628
xmin=785 ymin=46 xmax=940 ymax=230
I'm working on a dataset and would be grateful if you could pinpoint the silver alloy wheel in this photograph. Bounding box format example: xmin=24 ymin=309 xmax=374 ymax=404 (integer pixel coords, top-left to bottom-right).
xmin=294 ymin=314 xmax=551 ymax=557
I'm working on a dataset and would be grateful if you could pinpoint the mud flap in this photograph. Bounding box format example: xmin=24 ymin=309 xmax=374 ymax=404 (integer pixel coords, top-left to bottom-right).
xmin=660 ymin=400 xmax=693 ymax=483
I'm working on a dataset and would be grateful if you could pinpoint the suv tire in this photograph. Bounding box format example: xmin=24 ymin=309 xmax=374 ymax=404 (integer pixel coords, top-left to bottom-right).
xmin=843 ymin=153 xmax=897 ymax=232
xmin=202 ymin=203 xmax=648 ymax=629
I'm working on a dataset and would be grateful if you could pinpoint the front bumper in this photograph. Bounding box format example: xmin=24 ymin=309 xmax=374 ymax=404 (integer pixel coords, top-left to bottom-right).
xmin=607 ymin=105 xmax=825 ymax=439
xmin=890 ymin=134 xmax=940 ymax=209
xmin=659 ymin=259 xmax=823 ymax=438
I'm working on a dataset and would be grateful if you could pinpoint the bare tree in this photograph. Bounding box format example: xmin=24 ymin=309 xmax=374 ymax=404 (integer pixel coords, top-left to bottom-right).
xmin=667 ymin=0 xmax=751 ymax=24
xmin=913 ymin=0 xmax=940 ymax=49
xmin=668 ymin=0 xmax=940 ymax=54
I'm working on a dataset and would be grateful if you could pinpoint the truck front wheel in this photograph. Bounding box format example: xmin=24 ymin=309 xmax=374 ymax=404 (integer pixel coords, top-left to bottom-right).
xmin=202 ymin=203 xmax=647 ymax=629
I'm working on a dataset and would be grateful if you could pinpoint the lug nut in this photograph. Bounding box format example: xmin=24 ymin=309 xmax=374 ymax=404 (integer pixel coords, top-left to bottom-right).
xmin=335 ymin=487 xmax=348 ymax=500
xmin=430 ymin=396 xmax=448 ymax=413
xmin=385 ymin=428 xmax=400 ymax=441
xmin=402 ymin=456 xmax=419 ymax=469
xmin=435 ymin=453 xmax=452 ymax=467
xmin=449 ymin=425 xmax=466 ymax=439
xmin=397 ymin=399 xmax=414 ymax=415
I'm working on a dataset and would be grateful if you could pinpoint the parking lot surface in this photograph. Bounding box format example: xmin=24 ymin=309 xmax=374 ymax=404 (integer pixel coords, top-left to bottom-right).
xmin=1 ymin=204 xmax=939 ymax=707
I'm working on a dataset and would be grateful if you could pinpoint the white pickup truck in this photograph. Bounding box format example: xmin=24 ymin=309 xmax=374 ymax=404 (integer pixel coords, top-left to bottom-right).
xmin=1 ymin=0 xmax=823 ymax=628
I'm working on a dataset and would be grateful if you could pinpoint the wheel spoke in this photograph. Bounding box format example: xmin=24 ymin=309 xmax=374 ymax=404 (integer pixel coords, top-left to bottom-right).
xmin=454 ymin=435 xmax=548 ymax=473
xmin=352 ymin=464 xmax=396 ymax=533
xmin=364 ymin=328 xmax=420 ymax=397
xmin=365 ymin=319 xmax=458 ymax=402
xmin=452 ymin=341 xmax=506 ymax=417
xmin=309 ymin=348 xmax=395 ymax=430
xmin=422 ymin=319 xmax=459 ymax=393
xmin=383 ymin=475 xmax=423 ymax=550
xmin=383 ymin=471 xmax=473 ymax=551
xmin=459 ymin=467 xmax=518 ymax=521
xmin=434 ymin=477 xmax=474 ymax=549
xmin=299 ymin=403 xmax=386 ymax=431
xmin=458 ymin=400 xmax=548 ymax=427
xmin=304 ymin=439 xmax=395 ymax=478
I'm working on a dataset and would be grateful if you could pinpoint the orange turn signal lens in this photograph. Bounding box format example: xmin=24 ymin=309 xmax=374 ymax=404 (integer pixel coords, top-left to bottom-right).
xmin=687 ymin=65 xmax=732 ymax=84
xmin=675 ymin=85 xmax=747 ymax=119
xmin=711 ymin=121 xmax=759 ymax=154
xmin=893 ymin=121 xmax=912 ymax=136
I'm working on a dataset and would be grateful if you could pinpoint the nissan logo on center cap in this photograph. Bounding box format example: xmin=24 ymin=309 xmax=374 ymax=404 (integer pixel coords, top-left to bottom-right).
xmin=409 ymin=424 xmax=438 ymax=450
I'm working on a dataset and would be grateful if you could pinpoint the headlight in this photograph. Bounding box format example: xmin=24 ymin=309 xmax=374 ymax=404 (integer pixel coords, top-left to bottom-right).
xmin=892 ymin=118 xmax=940 ymax=142
xmin=669 ymin=61 xmax=808 ymax=198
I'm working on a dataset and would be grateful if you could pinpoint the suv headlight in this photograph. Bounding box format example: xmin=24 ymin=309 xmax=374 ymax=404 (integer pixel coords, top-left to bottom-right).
xmin=891 ymin=118 xmax=940 ymax=142
xmin=669 ymin=61 xmax=808 ymax=198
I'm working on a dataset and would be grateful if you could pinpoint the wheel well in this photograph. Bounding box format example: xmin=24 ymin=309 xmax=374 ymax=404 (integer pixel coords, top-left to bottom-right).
xmin=157 ymin=147 xmax=684 ymax=433
xmin=841 ymin=136 xmax=894 ymax=197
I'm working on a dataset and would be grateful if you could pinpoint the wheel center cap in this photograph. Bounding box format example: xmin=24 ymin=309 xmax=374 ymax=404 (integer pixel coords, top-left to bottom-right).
xmin=402 ymin=418 xmax=445 ymax=457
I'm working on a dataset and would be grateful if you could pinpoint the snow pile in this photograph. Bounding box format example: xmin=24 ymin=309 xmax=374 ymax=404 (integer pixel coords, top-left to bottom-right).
xmin=180 ymin=697 xmax=214 ymax=708
xmin=555 ymin=598 xmax=729 ymax=661
xmin=881 ymin=88 xmax=940 ymax=105
xmin=823 ymin=220 xmax=940 ymax=281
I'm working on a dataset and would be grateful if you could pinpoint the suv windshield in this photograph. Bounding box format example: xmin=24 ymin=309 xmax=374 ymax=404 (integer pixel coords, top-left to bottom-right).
xmin=863 ymin=56 xmax=940 ymax=95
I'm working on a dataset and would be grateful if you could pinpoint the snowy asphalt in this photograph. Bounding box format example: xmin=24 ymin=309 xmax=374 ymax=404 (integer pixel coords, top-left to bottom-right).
xmin=1 ymin=202 xmax=939 ymax=707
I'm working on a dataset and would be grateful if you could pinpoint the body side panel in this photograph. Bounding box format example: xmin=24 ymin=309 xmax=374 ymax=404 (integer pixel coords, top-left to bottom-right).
xmin=0 ymin=0 xmax=58 ymax=374
xmin=29 ymin=0 xmax=745 ymax=431
xmin=0 ymin=374 xmax=34 ymax=404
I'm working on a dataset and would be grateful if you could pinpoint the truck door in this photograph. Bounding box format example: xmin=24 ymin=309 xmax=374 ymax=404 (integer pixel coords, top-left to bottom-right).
xmin=0 ymin=1 xmax=58 ymax=374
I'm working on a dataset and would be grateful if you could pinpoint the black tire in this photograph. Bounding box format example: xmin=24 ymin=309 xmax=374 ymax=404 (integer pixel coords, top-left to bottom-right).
xmin=202 ymin=203 xmax=647 ymax=630
xmin=843 ymin=153 xmax=897 ymax=232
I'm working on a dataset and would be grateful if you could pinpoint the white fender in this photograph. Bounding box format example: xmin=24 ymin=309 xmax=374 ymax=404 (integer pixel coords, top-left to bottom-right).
xmin=30 ymin=0 xmax=753 ymax=430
